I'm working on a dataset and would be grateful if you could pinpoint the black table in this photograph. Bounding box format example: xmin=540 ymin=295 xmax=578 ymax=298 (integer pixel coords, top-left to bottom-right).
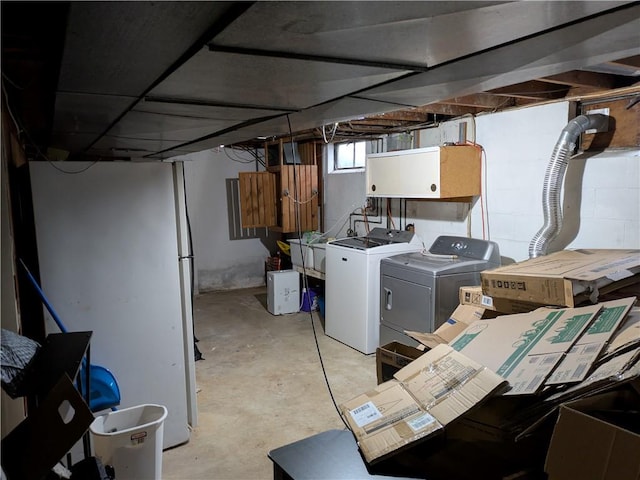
xmin=268 ymin=429 xmax=422 ymax=480
xmin=1 ymin=332 xmax=96 ymax=480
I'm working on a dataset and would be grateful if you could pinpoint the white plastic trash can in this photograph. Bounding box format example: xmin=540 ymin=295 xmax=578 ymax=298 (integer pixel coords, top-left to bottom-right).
xmin=90 ymin=404 xmax=168 ymax=480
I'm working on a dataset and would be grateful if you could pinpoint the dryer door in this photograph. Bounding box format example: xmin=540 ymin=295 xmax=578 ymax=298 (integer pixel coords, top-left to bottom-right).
xmin=380 ymin=274 xmax=434 ymax=333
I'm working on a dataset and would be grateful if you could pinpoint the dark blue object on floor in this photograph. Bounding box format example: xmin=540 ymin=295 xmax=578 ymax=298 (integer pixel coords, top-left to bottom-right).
xmin=19 ymin=259 xmax=121 ymax=412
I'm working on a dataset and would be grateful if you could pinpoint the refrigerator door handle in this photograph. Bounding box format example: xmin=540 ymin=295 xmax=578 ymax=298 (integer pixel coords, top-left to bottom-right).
xmin=384 ymin=288 xmax=392 ymax=310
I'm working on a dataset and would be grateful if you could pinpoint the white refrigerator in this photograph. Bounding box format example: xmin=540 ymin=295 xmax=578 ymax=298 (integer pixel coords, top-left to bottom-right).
xmin=29 ymin=161 xmax=197 ymax=449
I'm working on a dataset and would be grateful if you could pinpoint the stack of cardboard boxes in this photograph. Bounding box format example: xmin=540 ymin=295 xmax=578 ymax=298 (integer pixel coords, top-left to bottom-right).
xmin=345 ymin=249 xmax=640 ymax=479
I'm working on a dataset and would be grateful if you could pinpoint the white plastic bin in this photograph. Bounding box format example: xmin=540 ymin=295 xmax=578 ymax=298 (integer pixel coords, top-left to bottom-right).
xmin=311 ymin=243 xmax=327 ymax=273
xmin=289 ymin=239 xmax=314 ymax=270
xmin=90 ymin=404 xmax=168 ymax=480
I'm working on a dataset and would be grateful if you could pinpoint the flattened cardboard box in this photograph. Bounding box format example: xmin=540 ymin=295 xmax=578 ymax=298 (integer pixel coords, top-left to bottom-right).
xmin=601 ymin=306 xmax=640 ymax=360
xmin=449 ymin=304 xmax=602 ymax=395
xmin=480 ymin=249 xmax=640 ymax=307
xmin=406 ymin=304 xmax=487 ymax=350
xmin=546 ymin=297 xmax=636 ymax=385
xmin=546 ymin=346 xmax=640 ymax=404
xmin=340 ymin=344 xmax=507 ymax=464
xmin=545 ymin=390 xmax=640 ymax=480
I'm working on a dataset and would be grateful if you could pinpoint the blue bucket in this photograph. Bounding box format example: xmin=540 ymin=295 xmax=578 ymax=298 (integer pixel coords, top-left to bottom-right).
xmin=317 ymin=296 xmax=325 ymax=318
xmin=301 ymin=288 xmax=317 ymax=312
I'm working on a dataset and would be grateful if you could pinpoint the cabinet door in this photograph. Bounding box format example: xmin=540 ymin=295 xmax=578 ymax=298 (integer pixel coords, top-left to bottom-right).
xmin=280 ymin=165 xmax=318 ymax=233
xmin=239 ymin=171 xmax=277 ymax=228
xmin=366 ymin=145 xmax=481 ymax=199
xmin=366 ymin=147 xmax=441 ymax=198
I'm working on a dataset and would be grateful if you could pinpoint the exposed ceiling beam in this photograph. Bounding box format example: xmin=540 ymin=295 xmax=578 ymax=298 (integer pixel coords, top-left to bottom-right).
xmin=488 ymin=81 xmax=570 ymax=100
xmin=439 ymin=93 xmax=513 ymax=108
xmin=540 ymin=71 xmax=617 ymax=89
xmin=363 ymin=110 xmax=432 ymax=123
xmin=407 ymin=103 xmax=482 ymax=117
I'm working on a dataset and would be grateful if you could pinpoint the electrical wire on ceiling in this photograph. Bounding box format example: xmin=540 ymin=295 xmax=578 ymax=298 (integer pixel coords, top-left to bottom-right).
xmin=321 ymin=122 xmax=338 ymax=144
xmin=234 ymin=144 xmax=266 ymax=168
xmin=2 ymin=79 xmax=22 ymax=137
xmin=223 ymin=146 xmax=257 ymax=164
xmin=1 ymin=72 xmax=25 ymax=90
xmin=2 ymin=78 xmax=99 ymax=174
xmin=46 ymin=159 xmax=99 ymax=175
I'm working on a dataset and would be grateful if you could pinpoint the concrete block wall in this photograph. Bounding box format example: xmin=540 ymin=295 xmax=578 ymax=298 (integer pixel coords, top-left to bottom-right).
xmin=326 ymin=101 xmax=639 ymax=263
xmin=182 ymin=148 xmax=274 ymax=292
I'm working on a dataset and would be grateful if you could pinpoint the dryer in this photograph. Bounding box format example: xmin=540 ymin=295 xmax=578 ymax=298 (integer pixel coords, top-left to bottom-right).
xmin=325 ymin=228 xmax=422 ymax=354
xmin=380 ymin=236 xmax=500 ymax=347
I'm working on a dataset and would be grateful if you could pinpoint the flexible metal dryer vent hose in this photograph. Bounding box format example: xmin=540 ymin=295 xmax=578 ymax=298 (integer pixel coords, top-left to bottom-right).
xmin=528 ymin=114 xmax=609 ymax=259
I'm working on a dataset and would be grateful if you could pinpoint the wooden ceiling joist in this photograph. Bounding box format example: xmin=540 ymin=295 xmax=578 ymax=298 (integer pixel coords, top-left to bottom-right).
xmin=488 ymin=80 xmax=570 ymax=100
xmin=367 ymin=110 xmax=432 ymax=122
xmin=415 ymin=103 xmax=482 ymax=117
xmin=540 ymin=70 xmax=617 ymax=89
xmin=439 ymin=93 xmax=510 ymax=109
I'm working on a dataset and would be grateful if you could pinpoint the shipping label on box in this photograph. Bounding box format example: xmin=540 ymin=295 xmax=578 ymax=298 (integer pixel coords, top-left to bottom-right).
xmin=480 ymin=249 xmax=640 ymax=307
xmin=546 ymin=297 xmax=636 ymax=385
xmin=459 ymin=285 xmax=543 ymax=314
xmin=340 ymin=344 xmax=507 ymax=463
xmin=449 ymin=304 xmax=602 ymax=395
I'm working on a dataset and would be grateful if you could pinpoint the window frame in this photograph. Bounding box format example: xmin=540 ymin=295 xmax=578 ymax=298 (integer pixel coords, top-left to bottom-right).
xmin=331 ymin=140 xmax=368 ymax=172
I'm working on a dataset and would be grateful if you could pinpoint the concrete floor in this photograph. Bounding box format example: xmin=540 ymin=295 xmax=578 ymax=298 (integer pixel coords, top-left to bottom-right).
xmin=162 ymin=286 xmax=377 ymax=479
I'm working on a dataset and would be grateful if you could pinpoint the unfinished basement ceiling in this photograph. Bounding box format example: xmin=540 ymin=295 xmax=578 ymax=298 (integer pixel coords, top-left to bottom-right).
xmin=2 ymin=1 xmax=639 ymax=161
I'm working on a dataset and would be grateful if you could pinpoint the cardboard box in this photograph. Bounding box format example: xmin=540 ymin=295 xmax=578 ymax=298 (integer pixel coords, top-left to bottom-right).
xmin=545 ymin=389 xmax=640 ymax=480
xmin=546 ymin=297 xmax=636 ymax=385
xmin=340 ymin=344 xmax=508 ymax=464
xmin=546 ymin=345 xmax=640 ymax=404
xmin=480 ymin=249 xmax=640 ymax=307
xmin=376 ymin=341 xmax=426 ymax=385
xmin=449 ymin=304 xmax=603 ymax=395
xmin=602 ymin=306 xmax=640 ymax=360
xmin=406 ymin=304 xmax=488 ymax=350
xmin=459 ymin=285 xmax=543 ymax=314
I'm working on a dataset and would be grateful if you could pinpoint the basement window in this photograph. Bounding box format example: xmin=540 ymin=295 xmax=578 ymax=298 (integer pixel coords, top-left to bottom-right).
xmin=333 ymin=141 xmax=367 ymax=171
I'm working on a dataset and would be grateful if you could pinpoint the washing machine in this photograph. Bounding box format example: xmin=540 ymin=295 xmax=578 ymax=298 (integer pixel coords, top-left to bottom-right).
xmin=380 ymin=236 xmax=500 ymax=347
xmin=325 ymin=228 xmax=423 ymax=354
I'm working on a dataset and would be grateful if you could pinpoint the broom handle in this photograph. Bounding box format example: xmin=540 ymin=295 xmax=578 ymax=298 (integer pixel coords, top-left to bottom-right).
xmin=18 ymin=258 xmax=68 ymax=334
